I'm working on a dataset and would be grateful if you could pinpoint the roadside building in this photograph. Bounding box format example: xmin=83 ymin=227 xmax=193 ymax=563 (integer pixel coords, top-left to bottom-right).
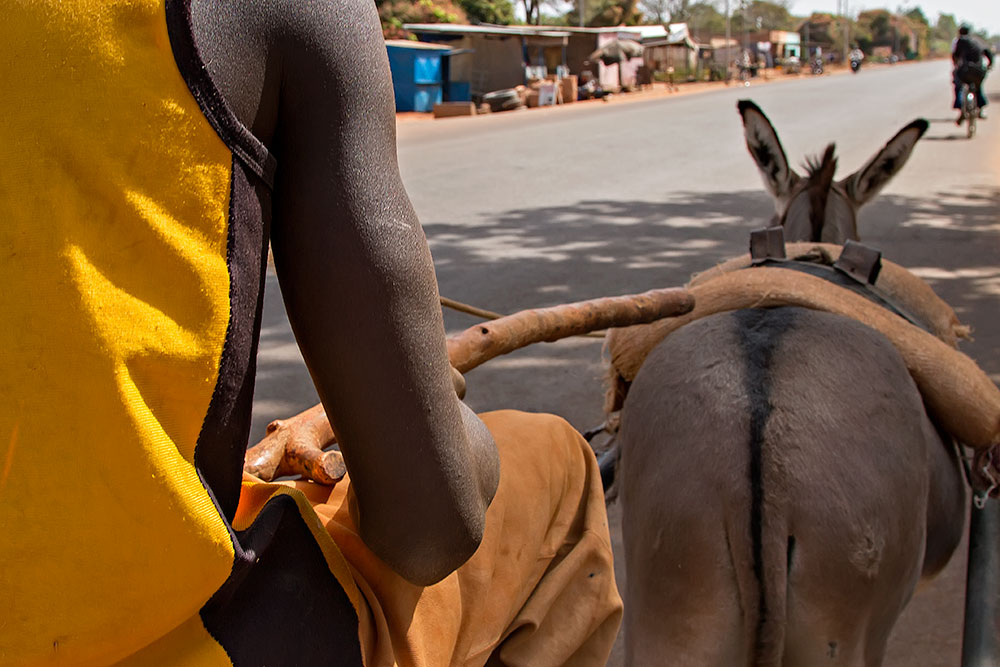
xmin=514 ymin=25 xmax=670 ymax=91
xmin=385 ymin=40 xmax=465 ymax=113
xmin=745 ymin=29 xmax=801 ymax=67
xmin=640 ymin=23 xmax=699 ymax=79
xmin=708 ymin=36 xmax=741 ymax=69
xmin=403 ymin=23 xmax=571 ymax=99
xmin=799 ymin=14 xmax=840 ymax=60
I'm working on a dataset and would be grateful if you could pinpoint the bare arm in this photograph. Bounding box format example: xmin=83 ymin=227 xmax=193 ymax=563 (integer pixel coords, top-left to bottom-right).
xmin=276 ymin=2 xmax=499 ymax=585
xmin=195 ymin=0 xmax=499 ymax=585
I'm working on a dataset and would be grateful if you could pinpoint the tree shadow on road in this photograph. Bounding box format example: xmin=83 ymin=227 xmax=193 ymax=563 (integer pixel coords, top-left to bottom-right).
xmin=250 ymin=185 xmax=1000 ymax=440
xmin=427 ymin=191 xmax=775 ymax=323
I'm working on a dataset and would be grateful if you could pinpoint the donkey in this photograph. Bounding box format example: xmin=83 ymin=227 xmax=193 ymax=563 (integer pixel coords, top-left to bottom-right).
xmin=738 ymin=99 xmax=928 ymax=244
xmin=615 ymin=103 xmax=967 ymax=665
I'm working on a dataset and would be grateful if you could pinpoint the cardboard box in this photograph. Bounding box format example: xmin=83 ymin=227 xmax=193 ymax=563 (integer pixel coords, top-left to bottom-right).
xmin=560 ymin=75 xmax=578 ymax=104
xmin=432 ymin=102 xmax=477 ymax=118
xmin=537 ymin=81 xmax=559 ymax=106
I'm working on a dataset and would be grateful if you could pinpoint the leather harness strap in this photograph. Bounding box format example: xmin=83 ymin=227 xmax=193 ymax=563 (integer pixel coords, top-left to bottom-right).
xmin=748 ymin=227 xmax=933 ymax=334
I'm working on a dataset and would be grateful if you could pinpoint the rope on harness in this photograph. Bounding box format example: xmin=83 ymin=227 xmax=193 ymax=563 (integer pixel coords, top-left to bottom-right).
xmin=973 ymin=446 xmax=1000 ymax=508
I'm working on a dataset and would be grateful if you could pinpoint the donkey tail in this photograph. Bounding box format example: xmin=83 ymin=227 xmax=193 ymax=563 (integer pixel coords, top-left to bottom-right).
xmin=752 ymin=530 xmax=791 ymax=667
xmin=731 ymin=308 xmax=792 ymax=666
xmin=728 ymin=508 xmax=790 ymax=667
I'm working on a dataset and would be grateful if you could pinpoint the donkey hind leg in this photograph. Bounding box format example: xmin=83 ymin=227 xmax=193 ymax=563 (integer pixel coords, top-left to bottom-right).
xmin=619 ymin=315 xmax=754 ymax=666
xmin=774 ymin=427 xmax=928 ymax=667
xmin=769 ymin=314 xmax=936 ymax=667
xmin=620 ymin=441 xmax=747 ymax=666
xmin=921 ymin=421 xmax=966 ymax=580
xmin=779 ymin=516 xmax=922 ymax=667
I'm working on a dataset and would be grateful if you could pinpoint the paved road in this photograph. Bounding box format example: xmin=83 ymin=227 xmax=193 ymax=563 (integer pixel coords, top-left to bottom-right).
xmin=251 ymin=59 xmax=1000 ymax=665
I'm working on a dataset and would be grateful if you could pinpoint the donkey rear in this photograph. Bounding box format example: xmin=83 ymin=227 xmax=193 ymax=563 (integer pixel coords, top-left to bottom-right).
xmin=619 ymin=306 xmax=966 ymax=666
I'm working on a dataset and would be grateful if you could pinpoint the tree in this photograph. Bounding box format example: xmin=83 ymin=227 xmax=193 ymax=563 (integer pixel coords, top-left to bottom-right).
xmin=687 ymin=2 xmax=726 ymax=42
xmin=855 ymin=9 xmax=891 ymax=51
xmin=457 ymin=0 xmax=514 ymax=23
xmin=933 ymin=12 xmax=958 ymax=42
xmin=730 ymin=0 xmax=794 ymax=36
xmin=750 ymin=0 xmax=793 ymax=31
xmin=585 ymin=0 xmax=642 ymax=26
xmin=902 ymin=7 xmax=930 ymax=57
xmin=376 ymin=0 xmax=467 ymax=38
xmin=516 ymin=0 xmax=573 ymax=24
xmin=519 ymin=0 xmax=541 ymax=24
xmin=638 ymin=0 xmax=670 ymax=24
xmin=667 ymin=0 xmax=693 ymax=23
xmin=904 ymin=6 xmax=928 ymax=28
xmin=799 ymin=12 xmax=846 ymax=56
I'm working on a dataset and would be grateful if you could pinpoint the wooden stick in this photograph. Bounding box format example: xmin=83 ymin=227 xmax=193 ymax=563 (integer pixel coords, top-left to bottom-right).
xmin=440 ymin=295 xmax=606 ymax=339
xmin=243 ymin=405 xmax=346 ymax=485
xmin=446 ymin=288 xmax=694 ymax=373
xmin=244 ymin=287 xmax=694 ymax=483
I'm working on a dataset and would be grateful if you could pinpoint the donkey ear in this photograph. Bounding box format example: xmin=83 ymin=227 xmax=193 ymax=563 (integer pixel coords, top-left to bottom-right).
xmin=738 ymin=100 xmax=797 ymax=199
xmin=842 ymin=119 xmax=928 ymax=207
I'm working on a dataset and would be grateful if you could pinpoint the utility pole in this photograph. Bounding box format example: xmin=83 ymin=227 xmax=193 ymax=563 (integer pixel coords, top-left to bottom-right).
xmin=725 ymin=0 xmax=731 ymax=81
xmin=578 ymin=0 xmax=584 ymax=27
xmin=743 ymin=0 xmax=749 ymax=54
xmin=843 ymin=0 xmax=850 ymax=61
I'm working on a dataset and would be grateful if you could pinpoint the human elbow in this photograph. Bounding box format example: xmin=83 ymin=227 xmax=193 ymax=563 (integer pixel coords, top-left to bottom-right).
xmin=360 ymin=492 xmax=490 ymax=586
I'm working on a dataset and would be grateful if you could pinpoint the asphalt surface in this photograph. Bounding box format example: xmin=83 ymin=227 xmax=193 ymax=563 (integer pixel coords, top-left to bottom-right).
xmin=251 ymin=59 xmax=1000 ymax=665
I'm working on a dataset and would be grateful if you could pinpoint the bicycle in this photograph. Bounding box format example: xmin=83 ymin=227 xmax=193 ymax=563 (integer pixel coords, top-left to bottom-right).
xmin=960 ymin=80 xmax=979 ymax=139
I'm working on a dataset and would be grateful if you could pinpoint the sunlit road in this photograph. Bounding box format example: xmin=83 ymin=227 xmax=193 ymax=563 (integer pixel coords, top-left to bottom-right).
xmin=252 ymin=59 xmax=999 ymax=666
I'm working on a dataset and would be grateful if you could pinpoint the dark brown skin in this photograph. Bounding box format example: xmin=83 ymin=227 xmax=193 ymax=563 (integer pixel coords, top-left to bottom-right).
xmin=189 ymin=0 xmax=499 ymax=586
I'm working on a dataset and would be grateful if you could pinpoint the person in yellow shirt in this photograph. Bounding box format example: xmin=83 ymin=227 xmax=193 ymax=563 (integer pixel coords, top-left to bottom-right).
xmin=0 ymin=0 xmax=621 ymax=664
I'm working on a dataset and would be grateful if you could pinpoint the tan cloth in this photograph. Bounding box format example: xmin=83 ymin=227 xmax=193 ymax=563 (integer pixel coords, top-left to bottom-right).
xmin=287 ymin=410 xmax=623 ymax=667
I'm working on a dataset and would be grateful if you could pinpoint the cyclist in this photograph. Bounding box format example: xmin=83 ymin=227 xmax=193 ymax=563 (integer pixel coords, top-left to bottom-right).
xmin=952 ymin=23 xmax=994 ymax=123
xmin=849 ymin=46 xmax=865 ymax=72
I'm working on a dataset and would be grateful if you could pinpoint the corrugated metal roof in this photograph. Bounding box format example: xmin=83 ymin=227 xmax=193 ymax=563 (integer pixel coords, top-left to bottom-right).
xmin=384 ymin=39 xmax=454 ymax=51
xmin=529 ymin=26 xmax=639 ymax=34
xmin=629 ymin=25 xmax=669 ymax=39
xmin=511 ymin=25 xmax=667 ymax=39
xmin=403 ymin=23 xmax=570 ymax=38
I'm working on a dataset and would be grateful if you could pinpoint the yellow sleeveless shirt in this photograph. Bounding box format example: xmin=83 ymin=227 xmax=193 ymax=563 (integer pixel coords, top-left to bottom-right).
xmin=0 ymin=1 xmax=361 ymax=664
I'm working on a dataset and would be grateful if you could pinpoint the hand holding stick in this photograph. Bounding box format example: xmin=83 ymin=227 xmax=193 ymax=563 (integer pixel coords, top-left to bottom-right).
xmin=243 ymin=287 xmax=694 ymax=484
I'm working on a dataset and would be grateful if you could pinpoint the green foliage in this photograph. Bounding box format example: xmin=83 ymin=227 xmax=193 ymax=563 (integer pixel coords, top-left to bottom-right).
xmin=904 ymin=7 xmax=928 ymax=27
xmin=667 ymin=0 xmax=692 ymax=23
xmin=729 ymin=1 xmax=795 ymax=35
xmin=687 ymin=2 xmax=726 ymax=41
xmin=855 ymin=9 xmax=898 ymax=52
xmin=586 ymin=0 xmax=636 ymax=26
xmin=933 ymin=13 xmax=958 ymax=41
xmin=927 ymin=13 xmax=957 ymax=56
xmin=456 ymin=0 xmax=514 ymax=24
xmin=376 ymin=0 xmax=467 ymax=38
xmin=904 ymin=11 xmax=930 ymax=57
xmin=637 ymin=0 xmax=669 ymax=24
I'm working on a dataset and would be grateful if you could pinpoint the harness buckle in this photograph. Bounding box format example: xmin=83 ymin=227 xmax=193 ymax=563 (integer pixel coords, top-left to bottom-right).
xmin=834 ymin=240 xmax=883 ymax=284
xmin=749 ymin=226 xmax=787 ymax=264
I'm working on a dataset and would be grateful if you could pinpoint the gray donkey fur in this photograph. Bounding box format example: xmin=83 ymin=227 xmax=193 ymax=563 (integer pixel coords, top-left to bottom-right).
xmin=616 ymin=102 xmax=965 ymax=666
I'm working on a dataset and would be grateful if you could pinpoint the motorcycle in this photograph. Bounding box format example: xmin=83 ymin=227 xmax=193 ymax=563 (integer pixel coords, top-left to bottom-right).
xmin=811 ymin=57 xmax=824 ymax=75
xmin=850 ymin=57 xmax=862 ymax=73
